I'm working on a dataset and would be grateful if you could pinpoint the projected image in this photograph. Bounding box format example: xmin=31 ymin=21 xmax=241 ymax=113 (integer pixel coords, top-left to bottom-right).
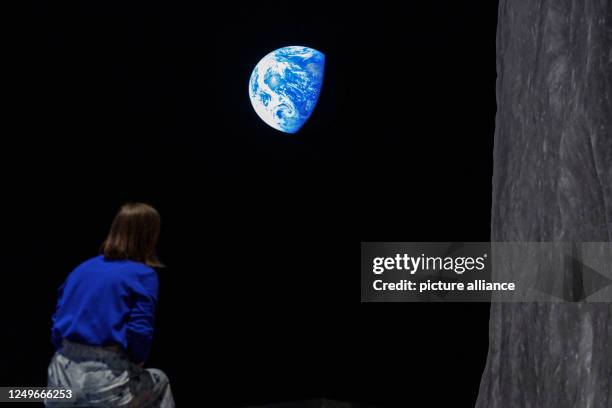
xmin=249 ymin=46 xmax=325 ymax=134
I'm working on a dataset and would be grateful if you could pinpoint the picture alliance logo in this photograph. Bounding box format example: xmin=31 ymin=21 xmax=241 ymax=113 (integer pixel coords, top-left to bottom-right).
xmin=372 ymin=253 xmax=489 ymax=275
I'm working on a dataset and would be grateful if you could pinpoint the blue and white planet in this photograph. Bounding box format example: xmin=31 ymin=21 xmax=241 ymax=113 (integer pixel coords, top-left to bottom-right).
xmin=249 ymin=46 xmax=325 ymax=133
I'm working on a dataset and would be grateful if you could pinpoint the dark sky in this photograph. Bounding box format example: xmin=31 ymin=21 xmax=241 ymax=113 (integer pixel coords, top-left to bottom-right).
xmin=5 ymin=2 xmax=498 ymax=406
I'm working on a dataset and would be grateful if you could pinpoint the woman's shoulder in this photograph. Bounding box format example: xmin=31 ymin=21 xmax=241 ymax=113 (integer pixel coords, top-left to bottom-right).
xmin=76 ymin=255 xmax=156 ymax=275
xmin=108 ymin=258 xmax=156 ymax=275
xmin=69 ymin=256 xmax=158 ymax=296
xmin=72 ymin=255 xmax=105 ymax=271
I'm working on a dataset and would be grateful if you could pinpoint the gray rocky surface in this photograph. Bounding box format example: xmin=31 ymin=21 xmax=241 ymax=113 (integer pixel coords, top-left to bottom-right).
xmin=477 ymin=0 xmax=612 ymax=407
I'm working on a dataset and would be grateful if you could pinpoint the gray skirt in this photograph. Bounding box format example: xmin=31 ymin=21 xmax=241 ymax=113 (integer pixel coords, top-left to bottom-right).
xmin=46 ymin=340 xmax=174 ymax=408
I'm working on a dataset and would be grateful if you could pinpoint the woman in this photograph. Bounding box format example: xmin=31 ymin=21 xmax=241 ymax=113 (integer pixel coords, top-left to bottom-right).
xmin=46 ymin=203 xmax=174 ymax=407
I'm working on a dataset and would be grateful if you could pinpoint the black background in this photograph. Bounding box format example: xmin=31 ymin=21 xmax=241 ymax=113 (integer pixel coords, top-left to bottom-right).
xmin=5 ymin=2 xmax=497 ymax=406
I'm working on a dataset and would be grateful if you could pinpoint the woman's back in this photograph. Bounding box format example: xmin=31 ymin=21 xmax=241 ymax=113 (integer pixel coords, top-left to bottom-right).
xmin=52 ymin=255 xmax=159 ymax=363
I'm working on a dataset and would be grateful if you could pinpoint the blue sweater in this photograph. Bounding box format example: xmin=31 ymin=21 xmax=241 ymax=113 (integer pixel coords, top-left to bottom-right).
xmin=51 ymin=255 xmax=159 ymax=363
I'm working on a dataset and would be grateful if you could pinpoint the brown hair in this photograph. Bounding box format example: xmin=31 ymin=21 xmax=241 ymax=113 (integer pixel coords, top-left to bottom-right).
xmin=101 ymin=203 xmax=162 ymax=267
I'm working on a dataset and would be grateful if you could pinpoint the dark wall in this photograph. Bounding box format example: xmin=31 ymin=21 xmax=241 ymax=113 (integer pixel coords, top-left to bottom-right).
xmin=5 ymin=2 xmax=497 ymax=406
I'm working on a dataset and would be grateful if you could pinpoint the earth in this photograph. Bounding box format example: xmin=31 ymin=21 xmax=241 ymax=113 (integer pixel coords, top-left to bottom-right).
xmin=249 ymin=46 xmax=325 ymax=133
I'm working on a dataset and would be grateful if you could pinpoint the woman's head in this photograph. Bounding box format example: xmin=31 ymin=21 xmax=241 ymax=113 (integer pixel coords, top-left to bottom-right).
xmin=101 ymin=203 xmax=162 ymax=267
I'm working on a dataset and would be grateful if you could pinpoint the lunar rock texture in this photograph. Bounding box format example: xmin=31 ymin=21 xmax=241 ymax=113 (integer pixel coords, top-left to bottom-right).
xmin=477 ymin=1 xmax=612 ymax=407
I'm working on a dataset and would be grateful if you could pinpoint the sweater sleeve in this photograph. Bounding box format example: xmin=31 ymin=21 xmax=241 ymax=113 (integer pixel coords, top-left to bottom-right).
xmin=51 ymin=282 xmax=65 ymax=348
xmin=126 ymin=268 xmax=159 ymax=363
